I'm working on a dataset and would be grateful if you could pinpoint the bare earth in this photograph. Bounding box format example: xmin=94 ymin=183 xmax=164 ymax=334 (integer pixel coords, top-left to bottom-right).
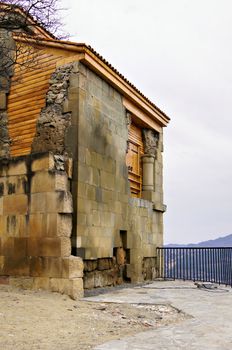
xmin=0 ymin=285 xmax=187 ymax=350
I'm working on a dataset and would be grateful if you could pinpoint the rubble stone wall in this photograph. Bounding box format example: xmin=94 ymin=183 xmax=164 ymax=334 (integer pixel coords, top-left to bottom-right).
xmin=0 ymin=153 xmax=83 ymax=299
xmin=31 ymin=64 xmax=73 ymax=155
xmin=0 ymin=29 xmax=15 ymax=158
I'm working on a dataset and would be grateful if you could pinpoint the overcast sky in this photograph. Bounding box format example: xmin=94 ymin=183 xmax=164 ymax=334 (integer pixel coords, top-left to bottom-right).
xmin=60 ymin=0 xmax=232 ymax=244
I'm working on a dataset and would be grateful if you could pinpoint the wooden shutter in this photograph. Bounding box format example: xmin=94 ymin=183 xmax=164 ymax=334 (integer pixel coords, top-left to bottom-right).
xmin=126 ymin=123 xmax=144 ymax=197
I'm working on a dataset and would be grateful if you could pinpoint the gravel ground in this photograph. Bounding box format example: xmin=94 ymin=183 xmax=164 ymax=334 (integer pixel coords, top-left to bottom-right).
xmin=0 ymin=285 xmax=188 ymax=350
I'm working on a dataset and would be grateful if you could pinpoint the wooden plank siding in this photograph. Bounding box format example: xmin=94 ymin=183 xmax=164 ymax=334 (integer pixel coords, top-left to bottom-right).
xmin=7 ymin=48 xmax=62 ymax=156
xmin=126 ymin=123 xmax=144 ymax=197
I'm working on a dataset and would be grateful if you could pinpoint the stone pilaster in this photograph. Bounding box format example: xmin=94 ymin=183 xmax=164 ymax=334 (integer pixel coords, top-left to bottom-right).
xmin=141 ymin=129 xmax=159 ymax=201
xmin=141 ymin=154 xmax=155 ymax=191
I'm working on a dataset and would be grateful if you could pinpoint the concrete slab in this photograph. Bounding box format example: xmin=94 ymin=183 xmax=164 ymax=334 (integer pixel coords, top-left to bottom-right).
xmin=84 ymin=281 xmax=232 ymax=350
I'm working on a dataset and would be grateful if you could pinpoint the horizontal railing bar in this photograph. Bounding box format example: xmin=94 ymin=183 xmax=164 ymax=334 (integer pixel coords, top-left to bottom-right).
xmin=157 ymin=247 xmax=232 ymax=249
xmin=156 ymin=247 xmax=232 ymax=287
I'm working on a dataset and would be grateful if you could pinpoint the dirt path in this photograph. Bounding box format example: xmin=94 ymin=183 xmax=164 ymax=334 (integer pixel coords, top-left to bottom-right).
xmin=0 ymin=285 xmax=187 ymax=349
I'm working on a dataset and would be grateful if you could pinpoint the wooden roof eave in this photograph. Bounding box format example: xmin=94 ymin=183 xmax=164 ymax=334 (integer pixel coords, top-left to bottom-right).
xmin=14 ymin=36 xmax=170 ymax=130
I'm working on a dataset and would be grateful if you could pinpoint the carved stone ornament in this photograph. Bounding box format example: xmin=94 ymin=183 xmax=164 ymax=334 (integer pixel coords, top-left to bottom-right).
xmin=126 ymin=111 xmax=132 ymax=127
xmin=142 ymin=129 xmax=159 ymax=156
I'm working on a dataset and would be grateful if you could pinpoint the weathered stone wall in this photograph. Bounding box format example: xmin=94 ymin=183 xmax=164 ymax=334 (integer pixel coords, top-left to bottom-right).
xmin=70 ymin=63 xmax=165 ymax=287
xmin=1 ymin=56 xmax=165 ymax=291
xmin=0 ymin=29 xmax=15 ymax=158
xmin=0 ymin=153 xmax=83 ymax=299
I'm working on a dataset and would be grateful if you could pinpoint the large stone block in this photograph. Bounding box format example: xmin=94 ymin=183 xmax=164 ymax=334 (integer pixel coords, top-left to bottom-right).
xmin=32 ymin=277 xmax=50 ymax=290
xmin=0 ymin=175 xmax=28 ymax=196
xmin=29 ymin=213 xmax=46 ymax=237
xmin=100 ymin=211 xmax=115 ymax=228
xmin=77 ymin=213 xmax=87 ymax=226
xmin=46 ymin=192 xmax=73 ymax=213
xmin=30 ymin=256 xmax=62 ymax=278
xmin=9 ymin=277 xmax=33 ymax=289
xmin=46 ymin=213 xmax=72 ymax=237
xmin=50 ymin=277 xmax=83 ymax=299
xmin=28 ymin=237 xmax=71 ymax=258
xmin=14 ymin=238 xmax=27 ymax=258
xmin=102 ymin=189 xmax=114 ymax=203
xmin=31 ymin=153 xmax=55 ymax=172
xmin=3 ymin=194 xmax=28 ymax=215
xmin=77 ymin=198 xmax=91 ymax=213
xmin=30 ymin=193 xmax=46 ymax=213
xmin=31 ymin=171 xmax=68 ymax=193
xmin=1 ymin=237 xmax=14 ymax=256
xmin=78 ymin=164 xmax=93 ymax=184
xmin=60 ymin=237 xmax=72 ymax=257
xmin=62 ymin=256 xmax=83 ymax=278
xmin=30 ymin=192 xmax=72 ymax=213
xmin=0 ymin=215 xmax=5 ymax=235
xmin=0 ymin=160 xmax=27 ymax=177
xmin=27 ymin=238 xmax=42 ymax=256
xmin=0 ymin=256 xmax=5 ymax=275
xmin=6 ymin=215 xmax=28 ymax=237
xmin=40 ymin=238 xmax=62 ymax=257
xmin=4 ymin=256 xmax=30 ymax=276
xmin=86 ymin=184 xmax=96 ymax=201
xmin=58 ymin=214 xmax=73 ymax=237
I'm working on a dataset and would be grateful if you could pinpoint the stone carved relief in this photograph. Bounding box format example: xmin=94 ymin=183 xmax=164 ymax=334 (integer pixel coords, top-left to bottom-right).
xmin=125 ymin=111 xmax=132 ymax=153
xmin=126 ymin=111 xmax=132 ymax=127
xmin=142 ymin=129 xmax=159 ymax=156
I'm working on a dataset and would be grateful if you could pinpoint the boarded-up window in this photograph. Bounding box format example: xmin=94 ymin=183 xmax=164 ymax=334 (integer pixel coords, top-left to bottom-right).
xmin=126 ymin=123 xmax=144 ymax=197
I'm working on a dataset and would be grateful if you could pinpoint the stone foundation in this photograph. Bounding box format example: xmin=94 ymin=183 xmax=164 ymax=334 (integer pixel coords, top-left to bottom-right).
xmin=83 ymin=246 xmax=128 ymax=289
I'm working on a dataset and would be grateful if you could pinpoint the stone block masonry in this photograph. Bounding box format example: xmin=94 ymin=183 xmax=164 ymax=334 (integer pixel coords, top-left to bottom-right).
xmin=0 ymin=153 xmax=83 ymax=299
xmin=72 ymin=63 xmax=165 ymax=287
xmin=1 ymin=58 xmax=166 ymax=293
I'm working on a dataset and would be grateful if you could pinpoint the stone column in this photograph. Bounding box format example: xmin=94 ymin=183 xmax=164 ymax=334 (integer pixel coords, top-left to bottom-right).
xmin=141 ymin=129 xmax=159 ymax=197
xmin=141 ymin=154 xmax=155 ymax=191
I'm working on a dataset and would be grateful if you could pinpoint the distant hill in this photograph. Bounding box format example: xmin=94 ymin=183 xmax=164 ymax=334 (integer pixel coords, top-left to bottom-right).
xmin=166 ymin=233 xmax=232 ymax=247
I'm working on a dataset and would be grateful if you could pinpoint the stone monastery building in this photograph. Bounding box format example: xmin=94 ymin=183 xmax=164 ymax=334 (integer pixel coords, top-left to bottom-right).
xmin=0 ymin=4 xmax=170 ymax=298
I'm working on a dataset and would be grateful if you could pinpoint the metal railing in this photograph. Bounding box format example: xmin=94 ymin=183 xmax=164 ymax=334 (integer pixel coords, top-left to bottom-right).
xmin=157 ymin=247 xmax=232 ymax=287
